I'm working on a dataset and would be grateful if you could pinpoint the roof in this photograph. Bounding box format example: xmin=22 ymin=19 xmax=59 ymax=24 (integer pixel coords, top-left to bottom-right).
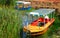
xmin=16 ymin=1 xmax=31 ymax=4
xmin=16 ymin=1 xmax=24 ymax=3
xmin=30 ymin=12 xmax=39 ymax=16
xmin=29 ymin=9 xmax=55 ymax=16
xmin=23 ymin=2 xmax=31 ymax=4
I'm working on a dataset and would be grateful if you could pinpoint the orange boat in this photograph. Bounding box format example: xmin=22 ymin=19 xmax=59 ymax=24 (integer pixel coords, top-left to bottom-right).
xmin=23 ymin=9 xmax=55 ymax=35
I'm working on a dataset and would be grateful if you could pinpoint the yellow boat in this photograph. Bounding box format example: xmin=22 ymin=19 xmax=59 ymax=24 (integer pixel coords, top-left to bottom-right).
xmin=23 ymin=9 xmax=55 ymax=35
xmin=23 ymin=18 xmax=55 ymax=35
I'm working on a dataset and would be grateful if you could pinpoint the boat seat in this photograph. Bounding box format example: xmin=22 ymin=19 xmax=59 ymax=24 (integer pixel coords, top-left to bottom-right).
xmin=38 ymin=21 xmax=47 ymax=26
xmin=38 ymin=18 xmax=44 ymax=22
xmin=38 ymin=18 xmax=50 ymax=23
xmin=31 ymin=20 xmax=38 ymax=26
xmin=45 ymin=18 xmax=50 ymax=23
xmin=31 ymin=18 xmax=50 ymax=26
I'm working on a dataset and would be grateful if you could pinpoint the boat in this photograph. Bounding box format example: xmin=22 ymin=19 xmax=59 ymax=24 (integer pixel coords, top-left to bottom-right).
xmin=23 ymin=9 xmax=55 ymax=35
xmin=15 ymin=1 xmax=31 ymax=10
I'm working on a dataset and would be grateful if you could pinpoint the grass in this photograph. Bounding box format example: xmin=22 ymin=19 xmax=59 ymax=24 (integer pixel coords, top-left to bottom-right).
xmin=0 ymin=7 xmax=34 ymax=38
xmin=0 ymin=6 xmax=60 ymax=38
xmin=0 ymin=7 xmax=21 ymax=38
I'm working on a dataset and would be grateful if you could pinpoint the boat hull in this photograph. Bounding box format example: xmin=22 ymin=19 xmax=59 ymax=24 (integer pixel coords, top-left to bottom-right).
xmin=23 ymin=18 xmax=55 ymax=35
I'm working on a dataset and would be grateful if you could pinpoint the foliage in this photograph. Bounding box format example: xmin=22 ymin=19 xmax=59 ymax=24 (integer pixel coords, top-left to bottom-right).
xmin=0 ymin=0 xmax=6 ymax=5
xmin=0 ymin=7 xmax=22 ymax=38
xmin=0 ymin=0 xmax=17 ymax=6
xmin=0 ymin=7 xmax=34 ymax=38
